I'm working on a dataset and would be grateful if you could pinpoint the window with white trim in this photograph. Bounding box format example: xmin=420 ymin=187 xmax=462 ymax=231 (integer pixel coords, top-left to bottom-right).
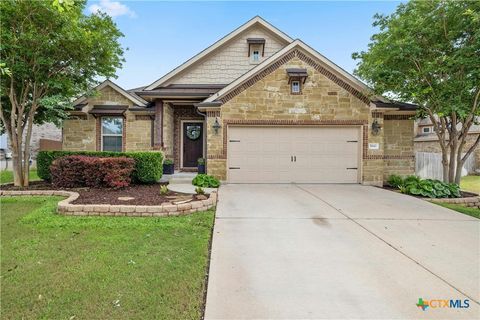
xmin=101 ymin=117 xmax=123 ymax=152
xmin=291 ymin=80 xmax=301 ymax=94
xmin=422 ymin=126 xmax=431 ymax=134
xmin=250 ymin=44 xmax=262 ymax=63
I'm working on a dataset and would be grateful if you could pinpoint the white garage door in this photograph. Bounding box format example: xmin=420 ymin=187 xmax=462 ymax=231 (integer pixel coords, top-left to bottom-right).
xmin=227 ymin=126 xmax=361 ymax=183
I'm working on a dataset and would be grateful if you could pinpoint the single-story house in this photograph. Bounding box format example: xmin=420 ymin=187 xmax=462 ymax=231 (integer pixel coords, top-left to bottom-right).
xmin=64 ymin=16 xmax=418 ymax=185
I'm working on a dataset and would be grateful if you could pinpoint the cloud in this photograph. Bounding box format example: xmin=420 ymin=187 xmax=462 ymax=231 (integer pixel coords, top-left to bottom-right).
xmin=88 ymin=0 xmax=137 ymax=18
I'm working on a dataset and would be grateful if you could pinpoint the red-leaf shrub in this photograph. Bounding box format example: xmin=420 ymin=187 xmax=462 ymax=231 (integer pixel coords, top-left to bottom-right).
xmin=50 ymin=155 xmax=135 ymax=189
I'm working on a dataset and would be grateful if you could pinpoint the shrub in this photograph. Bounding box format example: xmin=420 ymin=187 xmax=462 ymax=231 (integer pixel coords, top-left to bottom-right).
xmin=50 ymin=155 xmax=135 ymax=189
xmin=387 ymin=174 xmax=404 ymax=188
xmin=389 ymin=174 xmax=461 ymax=198
xmin=159 ymin=185 xmax=169 ymax=195
xmin=163 ymin=158 xmax=174 ymax=165
xmin=195 ymin=187 xmax=205 ymax=195
xmin=192 ymin=174 xmax=220 ymax=188
xmin=37 ymin=151 xmax=163 ymax=184
xmin=197 ymin=158 xmax=205 ymax=165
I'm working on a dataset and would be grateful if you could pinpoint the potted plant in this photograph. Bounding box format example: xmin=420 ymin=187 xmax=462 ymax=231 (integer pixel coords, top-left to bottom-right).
xmin=197 ymin=158 xmax=205 ymax=174
xmin=163 ymin=159 xmax=174 ymax=175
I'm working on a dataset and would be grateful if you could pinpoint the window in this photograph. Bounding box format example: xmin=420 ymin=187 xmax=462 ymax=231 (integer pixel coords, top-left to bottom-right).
xmin=291 ymin=80 xmax=301 ymax=94
xmin=102 ymin=117 xmax=123 ymax=152
xmin=422 ymin=127 xmax=431 ymax=134
xmin=252 ymin=50 xmax=260 ymax=62
xmin=249 ymin=44 xmax=262 ymax=63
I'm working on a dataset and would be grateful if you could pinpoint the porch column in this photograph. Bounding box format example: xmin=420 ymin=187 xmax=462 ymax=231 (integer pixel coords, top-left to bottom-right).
xmin=154 ymin=99 xmax=164 ymax=149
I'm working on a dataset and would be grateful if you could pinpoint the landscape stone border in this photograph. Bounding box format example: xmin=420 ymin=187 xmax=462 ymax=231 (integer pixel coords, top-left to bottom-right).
xmin=429 ymin=196 xmax=480 ymax=209
xmin=0 ymin=190 xmax=217 ymax=217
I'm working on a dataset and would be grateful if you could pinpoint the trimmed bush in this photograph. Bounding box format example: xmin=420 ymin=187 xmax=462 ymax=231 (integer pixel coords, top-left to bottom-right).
xmin=50 ymin=155 xmax=135 ymax=189
xmin=37 ymin=151 xmax=163 ymax=183
xmin=192 ymin=174 xmax=220 ymax=188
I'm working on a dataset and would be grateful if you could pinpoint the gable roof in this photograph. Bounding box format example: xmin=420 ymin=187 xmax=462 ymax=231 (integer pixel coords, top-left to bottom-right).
xmin=202 ymin=39 xmax=387 ymax=105
xmin=73 ymin=80 xmax=148 ymax=107
xmin=144 ymin=16 xmax=294 ymax=91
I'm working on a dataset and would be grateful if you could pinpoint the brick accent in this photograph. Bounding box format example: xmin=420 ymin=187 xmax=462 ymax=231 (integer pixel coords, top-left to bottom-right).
xmin=173 ymin=106 xmax=204 ymax=169
xmin=206 ymin=110 xmax=220 ymax=117
xmin=0 ymin=190 xmax=218 ymax=216
xmin=384 ymin=114 xmax=412 ymax=120
xmin=221 ymin=51 xmax=297 ymax=103
xmin=296 ymin=50 xmax=371 ymax=105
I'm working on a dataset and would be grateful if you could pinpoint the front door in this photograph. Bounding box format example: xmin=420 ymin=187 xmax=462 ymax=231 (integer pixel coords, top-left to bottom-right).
xmin=183 ymin=122 xmax=204 ymax=168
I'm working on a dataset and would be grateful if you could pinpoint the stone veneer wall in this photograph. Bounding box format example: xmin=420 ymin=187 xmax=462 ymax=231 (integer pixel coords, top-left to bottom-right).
xmin=205 ymin=52 xmax=416 ymax=185
xmin=64 ymin=86 xmax=152 ymax=152
xmin=383 ymin=118 xmax=415 ymax=180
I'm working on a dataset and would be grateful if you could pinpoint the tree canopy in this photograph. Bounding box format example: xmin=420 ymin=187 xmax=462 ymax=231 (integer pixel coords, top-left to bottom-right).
xmin=353 ymin=0 xmax=480 ymax=183
xmin=0 ymin=0 xmax=125 ymax=186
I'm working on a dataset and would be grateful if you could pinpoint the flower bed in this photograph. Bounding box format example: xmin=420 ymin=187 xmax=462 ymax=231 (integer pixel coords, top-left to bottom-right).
xmin=0 ymin=189 xmax=217 ymax=217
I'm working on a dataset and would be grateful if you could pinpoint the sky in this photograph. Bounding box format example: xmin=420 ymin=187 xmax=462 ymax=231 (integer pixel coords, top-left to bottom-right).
xmin=85 ymin=0 xmax=401 ymax=90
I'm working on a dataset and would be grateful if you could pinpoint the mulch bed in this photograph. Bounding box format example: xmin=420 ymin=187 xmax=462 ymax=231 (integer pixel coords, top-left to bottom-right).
xmin=1 ymin=181 xmax=208 ymax=205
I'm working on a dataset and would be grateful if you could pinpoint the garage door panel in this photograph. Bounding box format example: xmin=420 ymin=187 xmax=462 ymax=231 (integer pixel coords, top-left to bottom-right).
xmin=227 ymin=126 xmax=360 ymax=183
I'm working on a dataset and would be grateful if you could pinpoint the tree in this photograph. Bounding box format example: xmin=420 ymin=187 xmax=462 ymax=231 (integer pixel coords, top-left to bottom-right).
xmin=0 ymin=0 xmax=124 ymax=186
xmin=353 ymin=0 xmax=480 ymax=184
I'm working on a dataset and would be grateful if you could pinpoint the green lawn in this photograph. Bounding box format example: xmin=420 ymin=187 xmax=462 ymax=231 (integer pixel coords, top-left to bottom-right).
xmin=0 ymin=169 xmax=39 ymax=184
xmin=433 ymin=201 xmax=480 ymax=219
xmin=0 ymin=196 xmax=214 ymax=319
xmin=460 ymin=175 xmax=480 ymax=194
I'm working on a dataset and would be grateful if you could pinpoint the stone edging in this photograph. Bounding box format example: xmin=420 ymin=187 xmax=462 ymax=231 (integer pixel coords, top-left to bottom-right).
xmin=427 ymin=196 xmax=480 ymax=209
xmin=0 ymin=190 xmax=218 ymax=217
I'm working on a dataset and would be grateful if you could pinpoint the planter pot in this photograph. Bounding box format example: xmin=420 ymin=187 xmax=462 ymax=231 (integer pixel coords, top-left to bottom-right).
xmin=163 ymin=163 xmax=174 ymax=175
xmin=198 ymin=164 xmax=205 ymax=174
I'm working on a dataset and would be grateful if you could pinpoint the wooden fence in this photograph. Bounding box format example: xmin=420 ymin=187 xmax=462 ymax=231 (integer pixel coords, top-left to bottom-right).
xmin=415 ymin=152 xmax=475 ymax=180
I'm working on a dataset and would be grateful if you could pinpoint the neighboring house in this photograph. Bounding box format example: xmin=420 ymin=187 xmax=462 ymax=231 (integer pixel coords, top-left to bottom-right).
xmin=63 ymin=16 xmax=418 ymax=185
xmin=0 ymin=123 xmax=62 ymax=160
xmin=414 ymin=118 xmax=480 ymax=172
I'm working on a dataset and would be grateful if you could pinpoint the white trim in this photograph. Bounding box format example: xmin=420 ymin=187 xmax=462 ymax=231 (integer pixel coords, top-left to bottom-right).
xmin=73 ymin=80 xmax=148 ymax=107
xmin=100 ymin=116 xmax=124 ymax=152
xmin=144 ymin=16 xmax=293 ymax=90
xmin=180 ymin=120 xmax=206 ymax=169
xmin=205 ymin=40 xmax=386 ymax=104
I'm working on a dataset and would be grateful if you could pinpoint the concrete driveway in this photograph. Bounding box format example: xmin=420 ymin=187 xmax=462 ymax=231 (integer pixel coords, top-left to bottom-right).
xmin=205 ymin=184 xmax=479 ymax=319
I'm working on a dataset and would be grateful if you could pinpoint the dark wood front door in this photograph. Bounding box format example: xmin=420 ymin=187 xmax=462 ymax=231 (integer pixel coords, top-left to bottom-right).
xmin=183 ymin=122 xmax=204 ymax=167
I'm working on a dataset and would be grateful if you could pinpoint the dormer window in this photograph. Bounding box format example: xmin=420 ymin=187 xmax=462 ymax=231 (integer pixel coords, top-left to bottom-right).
xmin=247 ymin=38 xmax=265 ymax=64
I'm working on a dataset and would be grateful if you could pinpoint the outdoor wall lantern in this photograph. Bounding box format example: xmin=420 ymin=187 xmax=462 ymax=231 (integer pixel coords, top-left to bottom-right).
xmin=372 ymin=119 xmax=382 ymax=135
xmin=212 ymin=117 xmax=221 ymax=134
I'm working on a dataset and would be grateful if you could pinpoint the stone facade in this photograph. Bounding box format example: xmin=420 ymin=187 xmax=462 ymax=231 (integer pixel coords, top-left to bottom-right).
xmin=162 ymin=104 xmax=175 ymax=159
xmin=205 ymin=51 xmax=415 ymax=185
xmin=166 ymin=25 xmax=289 ymax=85
xmin=63 ymin=86 xmax=152 ymax=152
xmin=383 ymin=118 xmax=415 ymax=180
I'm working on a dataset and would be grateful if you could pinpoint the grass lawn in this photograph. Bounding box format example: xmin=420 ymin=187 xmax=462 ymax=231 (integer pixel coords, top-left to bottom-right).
xmin=433 ymin=201 xmax=480 ymax=219
xmin=460 ymin=175 xmax=480 ymax=194
xmin=0 ymin=196 xmax=214 ymax=319
xmin=0 ymin=169 xmax=39 ymax=184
